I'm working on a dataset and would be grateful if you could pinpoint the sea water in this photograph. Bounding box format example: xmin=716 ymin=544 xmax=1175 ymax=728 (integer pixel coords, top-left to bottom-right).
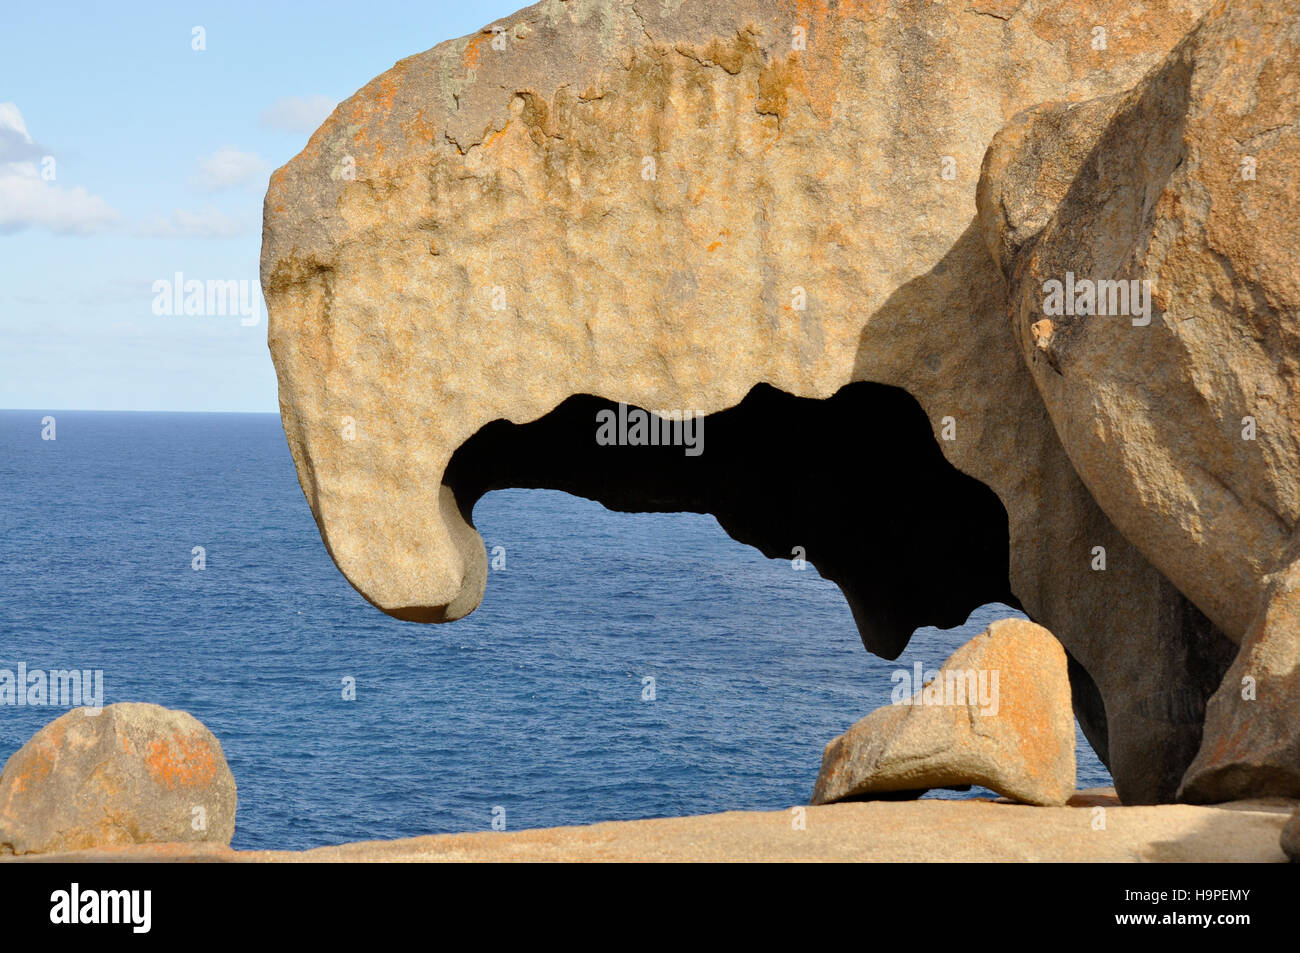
xmin=0 ymin=410 xmax=1110 ymax=850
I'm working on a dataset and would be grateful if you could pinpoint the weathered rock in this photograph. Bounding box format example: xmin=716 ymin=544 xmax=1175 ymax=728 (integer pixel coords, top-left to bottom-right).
xmin=978 ymin=0 xmax=1300 ymax=801
xmin=6 ymin=791 xmax=1295 ymax=863
xmin=262 ymin=0 xmax=1232 ymax=802
xmin=1283 ymin=808 xmax=1300 ymax=862
xmin=811 ymin=618 xmax=1075 ymax=806
xmin=0 ymin=703 xmax=237 ymax=854
xmin=1180 ymin=561 xmax=1300 ymax=801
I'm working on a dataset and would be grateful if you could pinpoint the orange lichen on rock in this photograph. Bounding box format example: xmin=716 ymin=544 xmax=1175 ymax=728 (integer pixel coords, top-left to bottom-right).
xmin=0 ymin=704 xmax=236 ymax=854
xmin=812 ymin=618 xmax=1076 ymax=806
xmin=145 ymin=731 xmax=219 ymax=791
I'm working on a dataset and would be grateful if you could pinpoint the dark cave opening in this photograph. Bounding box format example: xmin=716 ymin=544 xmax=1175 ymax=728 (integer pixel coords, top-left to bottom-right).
xmin=444 ymin=380 xmax=1019 ymax=661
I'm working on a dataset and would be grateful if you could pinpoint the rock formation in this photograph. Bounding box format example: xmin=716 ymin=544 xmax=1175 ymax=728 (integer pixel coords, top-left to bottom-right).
xmin=1283 ymin=808 xmax=1300 ymax=862
xmin=811 ymin=618 xmax=1075 ymax=806
xmin=0 ymin=703 xmax=237 ymax=854
xmin=979 ymin=0 xmax=1300 ymax=802
xmin=261 ymin=0 xmax=1296 ymax=804
xmin=7 ymin=791 xmax=1293 ymax=862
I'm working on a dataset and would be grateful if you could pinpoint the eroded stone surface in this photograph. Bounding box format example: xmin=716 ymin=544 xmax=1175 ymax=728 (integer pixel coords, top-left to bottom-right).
xmin=811 ymin=618 xmax=1075 ymax=806
xmin=0 ymin=703 xmax=237 ymax=855
xmin=8 ymin=791 xmax=1294 ymax=863
xmin=1180 ymin=561 xmax=1300 ymax=801
xmin=978 ymin=0 xmax=1300 ymax=802
xmin=262 ymin=0 xmax=1231 ymax=802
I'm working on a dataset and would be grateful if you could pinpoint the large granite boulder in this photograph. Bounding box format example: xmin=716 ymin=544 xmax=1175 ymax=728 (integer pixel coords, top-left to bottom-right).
xmin=0 ymin=703 xmax=237 ymax=854
xmin=978 ymin=0 xmax=1300 ymax=801
xmin=811 ymin=618 xmax=1076 ymax=806
xmin=262 ymin=0 xmax=1242 ymax=803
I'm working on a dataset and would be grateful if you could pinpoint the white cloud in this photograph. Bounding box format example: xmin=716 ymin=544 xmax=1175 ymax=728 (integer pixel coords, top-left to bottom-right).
xmin=134 ymin=207 xmax=254 ymax=239
xmin=191 ymin=147 xmax=271 ymax=191
xmin=0 ymin=103 xmax=30 ymax=139
xmin=0 ymin=102 xmax=46 ymax=162
xmin=260 ymin=95 xmax=338 ymax=134
xmin=0 ymin=102 xmax=119 ymax=235
xmin=0 ymin=177 xmax=120 ymax=235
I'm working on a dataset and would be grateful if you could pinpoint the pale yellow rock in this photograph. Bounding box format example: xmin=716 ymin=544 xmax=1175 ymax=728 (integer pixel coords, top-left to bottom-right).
xmin=262 ymin=0 xmax=1229 ymax=803
xmin=5 ymin=792 xmax=1294 ymax=863
xmin=1181 ymin=561 xmax=1300 ymax=801
xmin=978 ymin=0 xmax=1300 ymax=801
xmin=812 ymin=618 xmax=1075 ymax=806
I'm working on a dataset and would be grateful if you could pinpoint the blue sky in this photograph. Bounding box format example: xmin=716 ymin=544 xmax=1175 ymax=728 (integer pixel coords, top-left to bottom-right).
xmin=1 ymin=0 xmax=523 ymax=412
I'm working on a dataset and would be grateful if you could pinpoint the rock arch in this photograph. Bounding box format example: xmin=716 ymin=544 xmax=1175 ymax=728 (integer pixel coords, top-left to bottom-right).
xmin=261 ymin=0 xmax=1249 ymax=802
xmin=445 ymin=381 xmax=1018 ymax=660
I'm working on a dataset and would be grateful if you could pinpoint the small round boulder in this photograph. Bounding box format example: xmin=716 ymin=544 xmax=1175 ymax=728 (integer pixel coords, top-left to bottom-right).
xmin=0 ymin=702 xmax=237 ymax=855
xmin=1283 ymin=809 xmax=1300 ymax=863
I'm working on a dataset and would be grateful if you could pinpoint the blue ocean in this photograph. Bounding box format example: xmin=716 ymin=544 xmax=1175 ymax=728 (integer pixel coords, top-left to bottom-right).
xmin=0 ymin=410 xmax=1110 ymax=850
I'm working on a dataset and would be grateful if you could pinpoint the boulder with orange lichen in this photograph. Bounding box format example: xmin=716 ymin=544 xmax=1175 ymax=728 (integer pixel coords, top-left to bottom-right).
xmin=0 ymin=703 xmax=236 ymax=855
